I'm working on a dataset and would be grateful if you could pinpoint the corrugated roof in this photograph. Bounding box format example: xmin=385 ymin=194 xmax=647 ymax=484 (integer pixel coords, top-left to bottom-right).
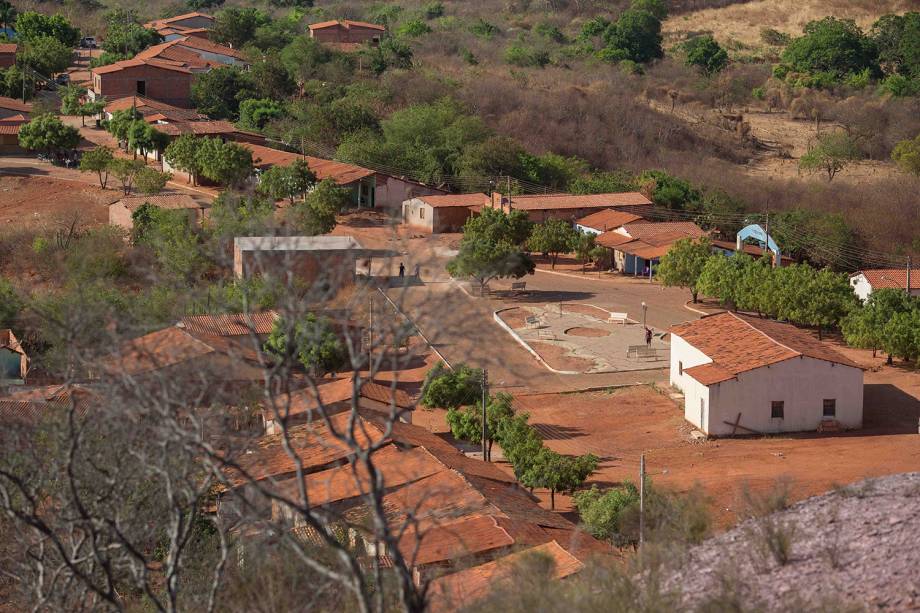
xmin=499 ymin=192 xmax=652 ymax=211
xmin=855 ymin=269 xmax=919 ymax=291
xmin=670 ymin=312 xmax=861 ymax=385
xmin=576 ymin=208 xmax=642 ymax=231
xmin=417 ymin=193 xmax=492 ymax=208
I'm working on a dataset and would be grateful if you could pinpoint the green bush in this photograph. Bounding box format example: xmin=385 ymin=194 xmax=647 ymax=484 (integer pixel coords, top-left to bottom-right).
xmin=469 ymin=18 xmax=499 ymax=38
xmin=879 ymin=74 xmax=920 ymax=97
xmin=396 ymin=18 xmax=431 ymax=38
xmin=420 ymin=362 xmax=482 ymax=409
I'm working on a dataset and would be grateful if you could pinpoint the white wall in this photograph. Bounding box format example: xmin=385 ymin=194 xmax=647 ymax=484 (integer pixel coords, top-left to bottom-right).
xmin=707 ymin=358 xmax=863 ymax=435
xmin=850 ymin=274 xmax=872 ymax=302
xmin=669 ymin=334 xmax=714 ymax=431
xmin=401 ymin=198 xmax=434 ymax=232
xmin=376 ymin=176 xmax=446 ymax=211
xmin=575 ymin=224 xmax=602 ymax=236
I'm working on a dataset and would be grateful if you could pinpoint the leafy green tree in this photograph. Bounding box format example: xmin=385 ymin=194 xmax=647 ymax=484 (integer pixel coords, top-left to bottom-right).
xmin=79 ymin=146 xmax=114 ymax=188
xmin=657 ymin=237 xmax=712 ymax=303
xmin=495 ymin=412 xmax=543 ymax=479
xmin=697 ymin=252 xmax=752 ymax=310
xmin=132 ymin=204 xmax=206 ymax=283
xmin=107 ymin=158 xmax=146 ymax=195
xmin=396 ymin=19 xmax=431 ymax=38
xmin=100 ymin=9 xmax=162 ymax=58
xmin=447 ymin=207 xmax=535 ymax=293
xmin=881 ymin=308 xmax=920 ymax=364
xmin=569 ymin=170 xmax=636 ymax=194
xmin=520 ymin=448 xmax=599 ymax=510
xmin=164 ymin=134 xmax=203 ymax=185
xmin=685 ymin=35 xmax=729 ymax=75
xmin=249 ymin=53 xmax=297 ymax=99
xmin=17 ymin=36 xmax=73 ymax=77
xmin=520 ymin=152 xmax=588 ymax=191
xmin=287 ymin=178 xmax=344 ymax=235
xmin=0 ymin=276 xmax=21 ymax=328
xmin=211 ymin=7 xmax=269 ymax=48
xmin=573 ymin=231 xmax=603 ymax=273
xmin=238 ymin=98 xmax=285 ymax=131
xmin=871 ymin=12 xmax=920 ymax=78
xmin=801 ymin=268 xmax=857 ymax=338
xmin=105 ymin=108 xmax=142 ymax=147
xmin=457 ymin=136 xmax=526 ymax=189
xmin=191 ymin=66 xmax=257 ymax=120
xmin=78 ymin=98 xmax=106 ymax=127
xmin=639 ymin=170 xmax=701 ymax=210
xmin=843 ymin=289 xmax=915 ymax=361
xmin=573 ymin=482 xmax=640 ymax=544
xmin=135 ymin=167 xmax=172 ymax=195
xmin=799 ymin=131 xmax=861 ymax=182
xmin=631 ymin=0 xmax=667 ymax=20
xmin=527 ymin=219 xmax=578 ymax=269
xmin=208 ymin=191 xmax=274 ymax=238
xmin=365 ymin=38 xmax=413 ymax=74
xmin=14 ymin=11 xmax=80 ymax=46
xmin=445 ymin=392 xmax=514 ymax=460
xmin=420 ymin=362 xmax=483 ymax=409
xmin=280 ymin=35 xmax=352 ymax=89
xmin=0 ymin=1 xmax=16 ymax=30
xmin=602 ymin=7 xmax=663 ymax=64
xmin=781 ymin=17 xmax=879 ymax=79
xmin=18 ymin=114 xmax=80 ymax=156
xmin=258 ymin=159 xmax=317 ymax=204
xmin=892 ymin=134 xmax=920 ymax=177
xmin=770 ymin=209 xmax=856 ymax=269
xmin=264 ymin=314 xmax=347 ymax=377
xmin=195 ymin=138 xmax=253 ymax=187
xmin=127 ymin=121 xmax=168 ymax=161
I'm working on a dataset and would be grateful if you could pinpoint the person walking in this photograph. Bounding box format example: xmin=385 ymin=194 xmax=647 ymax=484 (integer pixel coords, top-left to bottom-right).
xmin=645 ymin=326 xmax=653 ymax=348
xmin=414 ymin=263 xmax=420 ymax=278
xmin=398 ymin=262 xmax=405 ymax=278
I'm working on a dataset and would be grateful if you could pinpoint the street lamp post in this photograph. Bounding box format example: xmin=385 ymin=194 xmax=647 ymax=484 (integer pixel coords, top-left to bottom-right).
xmin=641 ymin=301 xmax=647 ymax=329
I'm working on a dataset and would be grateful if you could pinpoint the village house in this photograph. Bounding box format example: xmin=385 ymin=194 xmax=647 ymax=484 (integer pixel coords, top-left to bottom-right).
xmin=242 ymin=143 xmax=378 ymax=207
xmin=486 ymin=191 xmax=652 ymax=223
xmin=597 ymin=220 xmax=708 ymax=277
xmin=0 ymin=43 xmax=16 ymax=69
xmin=374 ymin=173 xmax=448 ymax=211
xmin=90 ymin=59 xmax=194 ymax=108
xmin=103 ymin=95 xmax=206 ymax=122
xmin=402 ymin=193 xmax=491 ymax=233
xmin=574 ymin=208 xmax=644 ymax=235
xmin=233 ymin=235 xmax=379 ymax=287
xmin=0 ymin=97 xmax=32 ymax=120
xmin=849 ymin=268 xmax=919 ymax=302
xmin=108 ymin=194 xmax=209 ymax=231
xmin=308 ymin=19 xmax=385 ymax=51
xmin=669 ymin=312 xmax=864 ymax=436
xmin=135 ymin=36 xmax=248 ymax=71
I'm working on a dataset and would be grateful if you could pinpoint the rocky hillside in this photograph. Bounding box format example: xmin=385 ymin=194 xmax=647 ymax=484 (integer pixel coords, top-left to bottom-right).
xmin=669 ymin=473 xmax=920 ymax=611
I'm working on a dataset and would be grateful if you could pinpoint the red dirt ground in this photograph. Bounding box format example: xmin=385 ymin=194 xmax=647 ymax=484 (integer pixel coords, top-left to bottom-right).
xmin=564 ymin=327 xmax=610 ymax=338
xmin=529 ymin=341 xmax=595 ymax=372
xmin=0 ymin=176 xmax=120 ymax=229
xmin=503 ymin=364 xmax=920 ymax=528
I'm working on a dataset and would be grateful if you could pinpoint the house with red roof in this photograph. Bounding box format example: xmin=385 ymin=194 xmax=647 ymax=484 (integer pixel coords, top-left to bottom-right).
xmin=402 ymin=193 xmax=491 ymax=233
xmin=596 ymin=220 xmax=708 ymax=277
xmin=144 ymin=12 xmax=216 ymax=38
xmin=849 ymin=268 xmax=919 ymax=302
xmin=91 ymin=59 xmax=194 ymax=108
xmin=308 ymin=19 xmax=385 ymax=51
xmin=0 ymin=43 xmax=16 ymax=68
xmin=669 ymin=312 xmax=864 ymax=436
xmin=487 ymin=191 xmax=652 ymax=223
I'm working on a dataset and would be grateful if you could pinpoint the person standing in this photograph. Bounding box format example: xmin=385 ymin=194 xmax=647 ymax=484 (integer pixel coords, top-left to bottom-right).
xmin=645 ymin=326 xmax=653 ymax=348
xmin=398 ymin=262 xmax=405 ymax=278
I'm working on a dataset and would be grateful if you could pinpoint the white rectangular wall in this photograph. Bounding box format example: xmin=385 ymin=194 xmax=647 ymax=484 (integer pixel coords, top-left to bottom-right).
xmin=401 ymin=198 xmax=434 ymax=232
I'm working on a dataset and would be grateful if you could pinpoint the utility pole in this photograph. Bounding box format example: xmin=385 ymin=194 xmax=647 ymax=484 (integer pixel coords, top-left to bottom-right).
xmin=907 ymin=256 xmax=912 ymax=296
xmin=367 ymin=294 xmax=373 ymax=370
xmin=481 ymin=368 xmax=489 ymax=461
xmin=506 ymin=175 xmax=511 ymax=213
xmin=639 ymin=454 xmax=646 ymax=549
xmin=763 ymin=213 xmax=771 ymax=265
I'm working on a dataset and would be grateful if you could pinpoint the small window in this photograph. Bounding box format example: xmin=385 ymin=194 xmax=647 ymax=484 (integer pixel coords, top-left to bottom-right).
xmin=678 ymin=361 xmax=683 ymax=375
xmin=823 ymin=399 xmax=836 ymax=417
xmin=136 ymin=80 xmax=146 ymax=95
xmin=771 ymin=401 xmax=784 ymax=419
xmin=419 ymin=207 xmax=425 ymax=219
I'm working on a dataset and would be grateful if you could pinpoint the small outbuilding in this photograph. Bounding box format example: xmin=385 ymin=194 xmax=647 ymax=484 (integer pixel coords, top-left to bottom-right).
xmin=402 ymin=193 xmax=490 ymax=233
xmin=308 ymin=19 xmax=385 ymax=51
xmin=233 ymin=235 xmax=380 ymax=287
xmin=669 ymin=312 xmax=864 ymax=436
xmin=108 ymin=194 xmax=208 ymax=230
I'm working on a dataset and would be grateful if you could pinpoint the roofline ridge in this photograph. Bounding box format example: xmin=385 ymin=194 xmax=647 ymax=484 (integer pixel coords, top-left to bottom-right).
xmin=726 ymin=311 xmax=802 ymax=359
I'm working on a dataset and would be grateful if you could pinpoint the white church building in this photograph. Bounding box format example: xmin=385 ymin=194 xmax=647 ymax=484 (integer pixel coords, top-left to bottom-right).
xmin=668 ymin=312 xmax=864 ymax=436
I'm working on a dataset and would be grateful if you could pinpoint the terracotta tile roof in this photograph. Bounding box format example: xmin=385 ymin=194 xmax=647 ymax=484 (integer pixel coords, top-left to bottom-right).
xmin=145 ymin=12 xmax=215 ymax=27
xmin=622 ymin=220 xmax=706 ymax=242
xmin=498 ymin=192 xmax=652 ymax=211
xmin=112 ymin=326 xmax=263 ymax=377
xmin=595 ymin=231 xmax=635 ymax=248
xmin=0 ymin=97 xmax=33 ymax=113
xmin=855 ymin=269 xmax=920 ymax=291
xmin=178 ymin=311 xmax=278 ymax=337
xmin=244 ymin=143 xmax=375 ymax=185
xmin=309 ymin=19 xmax=386 ymax=31
xmin=0 ymin=43 xmax=16 ymax=54
xmin=416 ymin=193 xmax=492 ymax=208
xmin=136 ymin=37 xmax=244 ymax=67
xmin=92 ymin=58 xmax=193 ymax=75
xmin=152 ymin=120 xmax=240 ymax=136
xmin=428 ymin=540 xmax=584 ymax=611
xmin=670 ymin=312 xmax=861 ymax=385
xmin=175 ymin=36 xmax=245 ymax=59
xmin=576 ymin=208 xmax=643 ymax=231
xmin=227 ymin=412 xmax=386 ymax=487
xmin=105 ymin=96 xmax=205 ymax=122
xmin=0 ymin=122 xmax=23 ymax=135
xmin=112 ymin=193 xmax=205 ymax=212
